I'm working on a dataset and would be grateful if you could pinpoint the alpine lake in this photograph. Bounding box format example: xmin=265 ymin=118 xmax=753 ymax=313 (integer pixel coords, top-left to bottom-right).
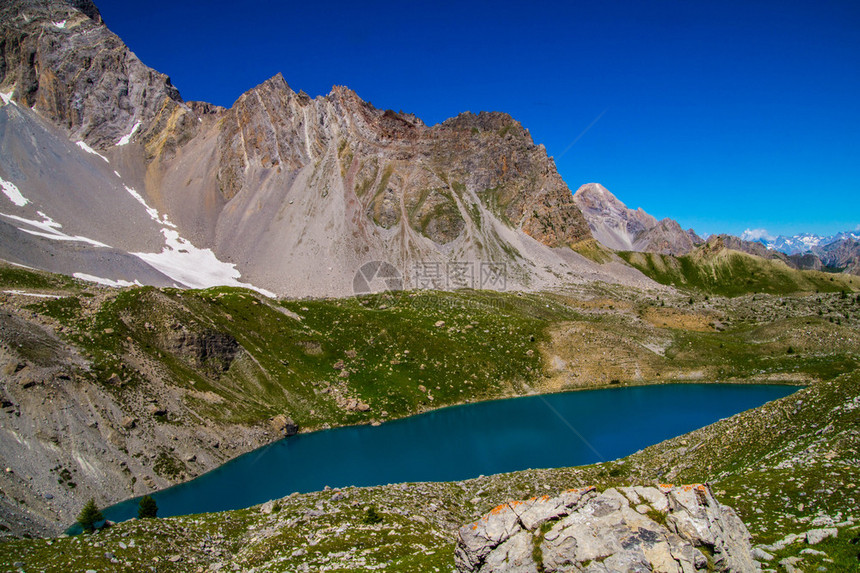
xmin=95 ymin=383 xmax=798 ymax=526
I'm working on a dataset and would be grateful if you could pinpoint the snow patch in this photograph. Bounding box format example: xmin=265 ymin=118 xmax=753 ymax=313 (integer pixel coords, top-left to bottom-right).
xmin=0 ymin=90 xmax=14 ymax=106
xmin=116 ymin=121 xmax=141 ymax=146
xmin=52 ymin=20 xmax=66 ymax=29
xmin=73 ymin=273 xmax=140 ymax=288
xmin=4 ymin=290 xmax=62 ymax=299
xmin=741 ymin=228 xmax=774 ymax=242
xmin=1 ymin=211 xmax=110 ymax=247
xmin=114 ymin=170 xmax=121 ymax=178
xmin=133 ymin=228 xmax=275 ymax=297
xmin=0 ymin=259 xmax=35 ymax=270
xmin=124 ymin=185 xmax=176 ymax=228
xmin=76 ymin=140 xmax=109 ymax=163
xmin=0 ymin=176 xmax=29 ymax=207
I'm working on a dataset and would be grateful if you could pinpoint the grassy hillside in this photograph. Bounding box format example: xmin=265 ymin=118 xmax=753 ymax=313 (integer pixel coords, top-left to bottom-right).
xmin=7 ymin=263 xmax=856 ymax=436
xmin=1 ymin=262 xmax=858 ymax=569
xmin=17 ymin=283 xmax=587 ymax=432
xmin=619 ymin=245 xmax=859 ymax=296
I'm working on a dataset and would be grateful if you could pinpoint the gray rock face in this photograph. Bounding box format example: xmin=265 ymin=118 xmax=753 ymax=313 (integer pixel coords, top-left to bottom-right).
xmin=804 ymin=527 xmax=837 ymax=545
xmin=455 ymin=485 xmax=758 ymax=573
xmin=175 ymin=77 xmax=597 ymax=296
xmin=0 ymin=0 xmax=192 ymax=149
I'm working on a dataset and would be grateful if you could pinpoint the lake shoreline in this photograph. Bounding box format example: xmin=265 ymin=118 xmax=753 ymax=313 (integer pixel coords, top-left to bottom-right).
xmin=87 ymin=382 xmax=801 ymax=530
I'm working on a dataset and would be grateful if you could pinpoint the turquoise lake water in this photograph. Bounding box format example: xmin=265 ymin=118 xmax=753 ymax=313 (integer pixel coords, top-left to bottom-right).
xmin=96 ymin=383 xmax=798 ymax=525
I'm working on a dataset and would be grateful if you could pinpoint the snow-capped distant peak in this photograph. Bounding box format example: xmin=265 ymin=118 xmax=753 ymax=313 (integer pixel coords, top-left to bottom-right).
xmin=750 ymin=229 xmax=860 ymax=255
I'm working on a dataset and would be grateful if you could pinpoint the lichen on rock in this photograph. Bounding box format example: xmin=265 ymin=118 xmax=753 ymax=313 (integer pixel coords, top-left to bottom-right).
xmin=455 ymin=484 xmax=758 ymax=572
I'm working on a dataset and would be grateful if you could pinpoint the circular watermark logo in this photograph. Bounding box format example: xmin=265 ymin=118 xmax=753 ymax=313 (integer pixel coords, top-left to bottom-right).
xmin=352 ymin=261 xmax=403 ymax=308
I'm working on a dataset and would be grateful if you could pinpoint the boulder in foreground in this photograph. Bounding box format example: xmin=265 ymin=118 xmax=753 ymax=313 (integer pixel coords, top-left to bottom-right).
xmin=455 ymin=484 xmax=757 ymax=572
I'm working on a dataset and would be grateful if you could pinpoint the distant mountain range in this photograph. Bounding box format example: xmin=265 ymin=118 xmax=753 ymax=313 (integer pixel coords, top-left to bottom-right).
xmin=742 ymin=230 xmax=860 ymax=255
xmin=737 ymin=231 xmax=860 ymax=274
xmin=571 ymin=184 xmax=859 ymax=276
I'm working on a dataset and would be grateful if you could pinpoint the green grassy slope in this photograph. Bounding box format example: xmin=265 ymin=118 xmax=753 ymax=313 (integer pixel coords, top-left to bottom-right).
xmin=1 ymin=263 xmax=859 ymax=571
xmin=4 ymin=267 xmax=582 ymax=432
xmin=619 ymin=246 xmax=859 ymax=297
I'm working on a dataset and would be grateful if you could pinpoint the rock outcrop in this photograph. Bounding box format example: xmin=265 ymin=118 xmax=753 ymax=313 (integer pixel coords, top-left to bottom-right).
xmin=160 ymin=326 xmax=240 ymax=374
xmin=573 ymin=183 xmax=701 ymax=256
xmin=269 ymin=414 xmax=298 ymax=437
xmin=455 ymin=484 xmax=757 ymax=573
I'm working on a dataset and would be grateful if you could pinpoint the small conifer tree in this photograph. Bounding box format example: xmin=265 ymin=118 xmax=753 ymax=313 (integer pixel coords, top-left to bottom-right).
xmin=138 ymin=495 xmax=158 ymax=519
xmin=77 ymin=498 xmax=104 ymax=533
xmin=362 ymin=507 xmax=383 ymax=524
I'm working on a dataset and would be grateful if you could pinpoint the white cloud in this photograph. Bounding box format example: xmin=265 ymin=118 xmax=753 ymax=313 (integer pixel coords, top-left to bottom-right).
xmin=741 ymin=228 xmax=775 ymax=242
xmin=855 ymin=224 xmax=860 ymax=232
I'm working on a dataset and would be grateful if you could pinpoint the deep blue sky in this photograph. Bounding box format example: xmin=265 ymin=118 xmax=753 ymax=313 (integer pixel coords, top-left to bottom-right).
xmin=95 ymin=0 xmax=859 ymax=238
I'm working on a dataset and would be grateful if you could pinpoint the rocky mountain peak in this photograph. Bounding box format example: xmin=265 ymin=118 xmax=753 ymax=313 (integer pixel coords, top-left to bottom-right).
xmin=9 ymin=0 xmax=102 ymax=22
xmin=440 ymin=111 xmax=524 ymax=135
xmin=572 ymin=183 xmax=697 ymax=255
xmin=258 ymin=72 xmax=292 ymax=94
xmin=574 ymin=182 xmax=657 ymax=227
xmin=0 ymin=0 xmax=190 ymax=149
xmin=63 ymin=0 xmax=101 ymax=22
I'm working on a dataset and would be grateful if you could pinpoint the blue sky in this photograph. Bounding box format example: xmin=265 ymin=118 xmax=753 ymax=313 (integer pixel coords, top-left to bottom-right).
xmin=95 ymin=0 xmax=859 ymax=238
